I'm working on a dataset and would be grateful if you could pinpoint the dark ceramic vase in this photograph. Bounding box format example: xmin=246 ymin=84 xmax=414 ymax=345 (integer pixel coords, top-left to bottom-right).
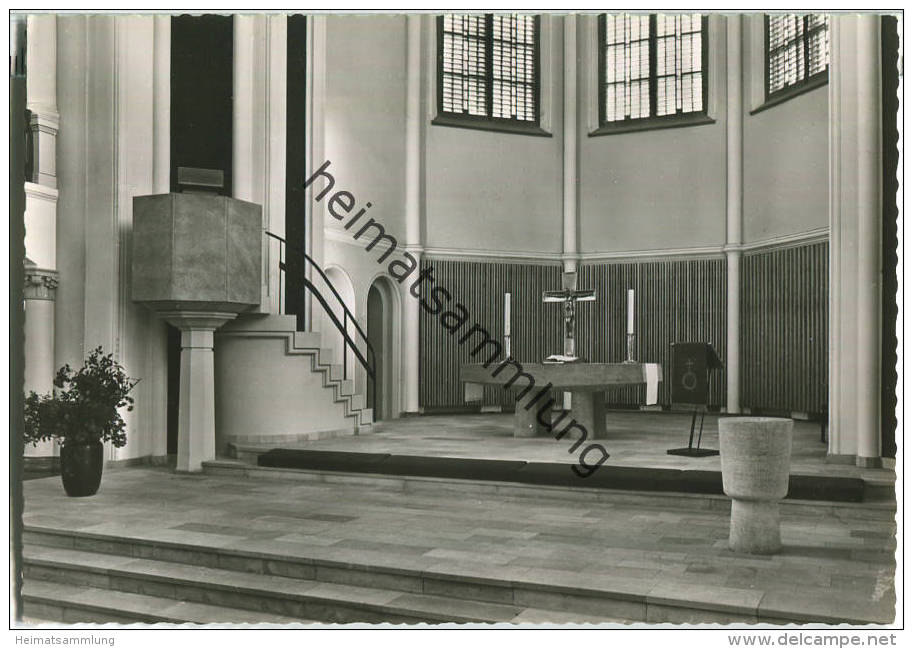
xmin=60 ymin=441 xmax=104 ymax=497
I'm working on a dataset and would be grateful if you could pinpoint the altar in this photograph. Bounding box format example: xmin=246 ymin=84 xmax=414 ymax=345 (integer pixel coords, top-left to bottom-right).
xmin=459 ymin=271 xmax=661 ymax=440
xmin=461 ymin=361 xmax=661 ymax=439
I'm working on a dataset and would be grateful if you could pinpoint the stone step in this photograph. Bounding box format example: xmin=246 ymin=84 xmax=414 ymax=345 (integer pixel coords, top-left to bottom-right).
xmin=22 ymin=526 xmax=659 ymax=622
xmin=292 ymin=330 xmax=323 ymax=350
xmin=24 ymin=522 xmax=892 ymax=625
xmin=358 ymin=407 xmax=373 ymax=426
xmin=22 ymin=545 xmax=553 ymax=624
xmin=22 ymin=579 xmax=309 ymax=625
xmin=318 ymin=348 xmax=334 ymax=366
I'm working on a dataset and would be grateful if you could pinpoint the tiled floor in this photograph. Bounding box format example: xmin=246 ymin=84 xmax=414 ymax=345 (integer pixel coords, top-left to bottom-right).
xmin=22 ymin=463 xmax=897 ymax=624
xmin=254 ymin=412 xmax=894 ymax=483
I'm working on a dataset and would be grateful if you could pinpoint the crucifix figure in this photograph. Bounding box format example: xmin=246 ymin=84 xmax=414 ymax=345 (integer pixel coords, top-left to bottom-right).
xmin=542 ymin=271 xmax=596 ymax=359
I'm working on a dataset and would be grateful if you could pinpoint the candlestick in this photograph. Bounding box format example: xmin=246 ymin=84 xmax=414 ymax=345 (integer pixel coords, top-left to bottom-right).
xmin=625 ymin=333 xmax=636 ymax=363
xmin=626 ymin=289 xmax=635 ymax=335
xmin=504 ymin=293 xmax=511 ymax=335
xmin=504 ymin=293 xmax=511 ymax=358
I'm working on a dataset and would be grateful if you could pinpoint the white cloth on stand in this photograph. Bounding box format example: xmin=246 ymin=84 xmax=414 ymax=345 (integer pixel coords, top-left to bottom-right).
xmin=644 ymin=363 xmax=661 ymax=405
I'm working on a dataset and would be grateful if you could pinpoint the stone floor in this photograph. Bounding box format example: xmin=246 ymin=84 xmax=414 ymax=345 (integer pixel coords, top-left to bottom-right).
xmin=255 ymin=412 xmax=894 ymax=483
xmin=21 ymin=464 xmax=897 ymax=624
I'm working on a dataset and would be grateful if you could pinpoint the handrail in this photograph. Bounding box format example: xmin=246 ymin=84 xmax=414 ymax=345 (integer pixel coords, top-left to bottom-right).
xmin=266 ymin=231 xmax=376 ymax=416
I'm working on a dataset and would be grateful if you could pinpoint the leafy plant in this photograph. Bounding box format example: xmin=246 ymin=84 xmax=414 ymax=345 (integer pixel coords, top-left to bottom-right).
xmin=24 ymin=347 xmax=139 ymax=448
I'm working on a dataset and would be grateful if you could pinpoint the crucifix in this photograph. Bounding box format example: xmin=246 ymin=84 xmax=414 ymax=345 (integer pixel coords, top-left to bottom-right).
xmin=542 ymin=271 xmax=596 ymax=359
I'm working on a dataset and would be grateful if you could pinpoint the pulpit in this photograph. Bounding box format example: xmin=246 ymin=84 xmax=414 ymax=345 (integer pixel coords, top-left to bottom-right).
xmin=132 ymin=192 xmax=262 ymax=471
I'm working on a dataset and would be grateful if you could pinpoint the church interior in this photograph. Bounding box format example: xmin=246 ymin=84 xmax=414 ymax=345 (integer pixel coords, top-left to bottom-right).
xmin=12 ymin=12 xmax=900 ymax=627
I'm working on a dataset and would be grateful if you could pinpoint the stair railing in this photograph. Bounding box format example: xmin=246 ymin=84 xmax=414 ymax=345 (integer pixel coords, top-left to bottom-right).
xmin=267 ymin=231 xmax=376 ymax=417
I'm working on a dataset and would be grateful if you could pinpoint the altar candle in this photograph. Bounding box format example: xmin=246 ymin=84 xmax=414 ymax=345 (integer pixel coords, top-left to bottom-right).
xmin=504 ymin=293 xmax=511 ymax=335
xmin=626 ymin=289 xmax=635 ymax=334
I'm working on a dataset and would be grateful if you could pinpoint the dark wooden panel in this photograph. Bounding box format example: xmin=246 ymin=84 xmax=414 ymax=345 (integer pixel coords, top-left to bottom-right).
xmin=740 ymin=241 xmax=828 ymax=414
xmin=419 ymin=256 xmax=727 ymax=410
xmin=286 ymin=15 xmax=307 ymax=329
xmin=579 ymin=257 xmax=727 ymax=408
xmin=419 ymin=259 xmax=562 ymax=409
xmin=170 ymin=15 xmax=234 ymax=194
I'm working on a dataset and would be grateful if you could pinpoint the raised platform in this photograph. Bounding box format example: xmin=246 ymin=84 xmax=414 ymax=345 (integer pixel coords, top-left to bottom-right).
xmin=254 ymin=449 xmax=869 ymax=502
xmin=231 ymin=412 xmax=895 ymax=503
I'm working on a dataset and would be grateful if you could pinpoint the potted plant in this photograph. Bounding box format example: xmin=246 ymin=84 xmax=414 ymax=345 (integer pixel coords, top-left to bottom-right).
xmin=24 ymin=347 xmax=138 ymax=497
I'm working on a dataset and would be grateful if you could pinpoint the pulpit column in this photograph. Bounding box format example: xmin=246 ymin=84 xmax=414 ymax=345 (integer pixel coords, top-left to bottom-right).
xmin=162 ymin=312 xmax=238 ymax=472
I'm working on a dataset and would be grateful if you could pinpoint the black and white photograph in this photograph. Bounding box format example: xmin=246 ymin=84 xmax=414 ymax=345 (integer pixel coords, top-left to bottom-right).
xmin=8 ymin=2 xmax=905 ymax=642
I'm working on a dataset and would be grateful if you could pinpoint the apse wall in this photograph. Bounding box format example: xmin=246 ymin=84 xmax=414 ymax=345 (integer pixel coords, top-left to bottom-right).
xmin=737 ymin=18 xmax=830 ymax=416
xmin=413 ymin=15 xmax=830 ymax=416
xmin=424 ymin=15 xmax=565 ymax=256
xmin=741 ymin=19 xmax=830 ymax=243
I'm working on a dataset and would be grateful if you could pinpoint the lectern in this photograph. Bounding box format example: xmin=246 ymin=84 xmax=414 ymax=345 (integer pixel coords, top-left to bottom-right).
xmin=667 ymin=342 xmax=722 ymax=457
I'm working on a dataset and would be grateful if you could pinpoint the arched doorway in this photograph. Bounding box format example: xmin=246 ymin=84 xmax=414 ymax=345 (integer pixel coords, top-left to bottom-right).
xmin=366 ymin=276 xmax=400 ymax=421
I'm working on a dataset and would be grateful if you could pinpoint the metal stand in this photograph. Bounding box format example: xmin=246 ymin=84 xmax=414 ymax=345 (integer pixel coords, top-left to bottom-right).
xmin=624 ymin=333 xmax=636 ymax=363
xmin=667 ymin=408 xmax=719 ymax=457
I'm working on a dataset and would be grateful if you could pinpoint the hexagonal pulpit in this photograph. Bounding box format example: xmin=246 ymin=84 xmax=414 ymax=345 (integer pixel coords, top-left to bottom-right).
xmin=132 ymin=192 xmax=262 ymax=472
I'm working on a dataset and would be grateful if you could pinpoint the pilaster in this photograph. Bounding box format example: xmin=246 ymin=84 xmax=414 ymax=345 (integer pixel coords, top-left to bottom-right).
xmin=402 ymin=15 xmax=423 ymax=414
xmin=153 ymin=16 xmax=170 ymax=194
xmin=828 ymin=15 xmax=883 ymax=465
xmin=23 ymin=260 xmax=60 ymax=459
xmin=725 ymin=15 xmax=743 ymax=414
xmin=23 ymin=15 xmax=60 ymax=462
xmin=562 ymin=15 xmax=578 ymax=274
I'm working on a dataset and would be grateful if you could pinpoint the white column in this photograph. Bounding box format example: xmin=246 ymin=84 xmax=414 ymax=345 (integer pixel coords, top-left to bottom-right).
xmin=163 ymin=311 xmax=238 ymax=472
xmin=402 ymin=15 xmax=423 ymax=414
xmin=233 ymin=16 xmax=269 ymax=313
xmin=267 ymin=16 xmax=287 ymax=314
xmin=562 ymin=16 xmax=578 ymax=274
xmin=854 ymin=16 xmax=882 ymax=464
xmin=233 ymin=16 xmax=260 ymax=204
xmin=23 ymin=15 xmax=59 ymax=460
xmin=152 ymin=16 xmax=170 ymax=194
xmin=24 ymin=263 xmax=59 ymax=459
xmin=234 ymin=16 xmax=286 ymax=315
xmin=828 ymin=15 xmax=882 ymax=465
xmin=26 ymin=14 xmax=58 ymax=189
xmin=725 ymin=16 xmax=743 ymax=414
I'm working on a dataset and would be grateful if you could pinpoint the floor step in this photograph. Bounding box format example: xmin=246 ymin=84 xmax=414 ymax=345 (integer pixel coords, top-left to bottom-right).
xmin=24 ymin=522 xmax=892 ymax=625
xmin=22 ymin=579 xmax=309 ymax=625
xmin=22 ymin=545 xmax=549 ymax=624
xmin=203 ymin=460 xmax=894 ymax=520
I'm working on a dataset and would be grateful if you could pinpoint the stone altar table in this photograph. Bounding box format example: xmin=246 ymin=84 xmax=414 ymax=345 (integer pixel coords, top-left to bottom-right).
xmin=461 ymin=362 xmax=661 ymax=438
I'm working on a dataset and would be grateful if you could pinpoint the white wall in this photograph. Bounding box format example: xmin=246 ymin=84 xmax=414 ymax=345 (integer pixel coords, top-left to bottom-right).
xmin=743 ymin=86 xmax=830 ymax=242
xmin=55 ymin=15 xmax=169 ymax=462
xmin=425 ymin=15 xmax=564 ymax=256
